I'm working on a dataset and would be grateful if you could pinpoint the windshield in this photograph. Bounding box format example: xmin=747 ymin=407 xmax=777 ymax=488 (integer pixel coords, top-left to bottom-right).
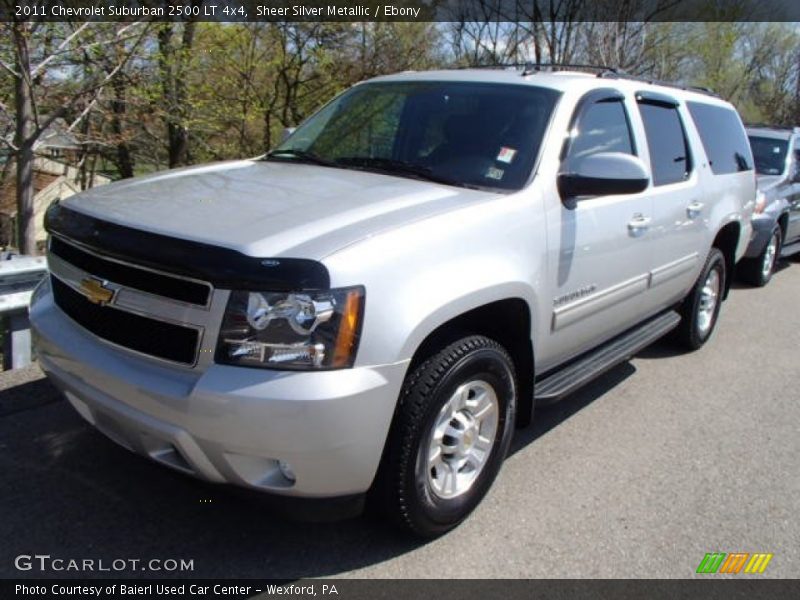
xmin=269 ymin=81 xmax=560 ymax=192
xmin=749 ymin=135 xmax=789 ymax=176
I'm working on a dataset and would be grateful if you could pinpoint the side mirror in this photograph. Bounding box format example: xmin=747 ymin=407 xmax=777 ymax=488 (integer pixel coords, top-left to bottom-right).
xmin=558 ymin=152 xmax=649 ymax=205
xmin=280 ymin=127 xmax=296 ymax=143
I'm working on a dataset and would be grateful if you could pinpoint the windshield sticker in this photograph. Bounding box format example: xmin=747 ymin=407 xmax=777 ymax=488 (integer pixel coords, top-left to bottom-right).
xmin=486 ymin=166 xmax=505 ymax=180
xmin=497 ymin=147 xmax=517 ymax=164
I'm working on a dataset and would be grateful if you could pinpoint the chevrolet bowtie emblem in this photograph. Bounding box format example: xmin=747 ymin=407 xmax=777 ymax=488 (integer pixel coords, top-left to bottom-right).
xmin=79 ymin=278 xmax=114 ymax=306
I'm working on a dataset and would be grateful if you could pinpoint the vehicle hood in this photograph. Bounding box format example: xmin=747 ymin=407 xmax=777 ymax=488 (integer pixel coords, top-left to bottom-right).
xmin=756 ymin=174 xmax=784 ymax=191
xmin=61 ymin=160 xmax=498 ymax=259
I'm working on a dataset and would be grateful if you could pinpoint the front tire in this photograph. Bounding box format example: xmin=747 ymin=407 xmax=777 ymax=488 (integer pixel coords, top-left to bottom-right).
xmin=675 ymin=248 xmax=726 ymax=350
xmin=738 ymin=226 xmax=781 ymax=287
xmin=378 ymin=335 xmax=516 ymax=538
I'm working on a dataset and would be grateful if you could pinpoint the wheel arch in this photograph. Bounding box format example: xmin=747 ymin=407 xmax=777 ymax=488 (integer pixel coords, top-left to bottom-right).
xmin=712 ymin=221 xmax=740 ymax=299
xmin=403 ymin=296 xmax=535 ymax=428
xmin=777 ymin=211 xmax=789 ymax=240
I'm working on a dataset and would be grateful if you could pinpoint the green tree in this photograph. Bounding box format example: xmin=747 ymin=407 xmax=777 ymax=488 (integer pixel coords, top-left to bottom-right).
xmin=0 ymin=15 xmax=146 ymax=254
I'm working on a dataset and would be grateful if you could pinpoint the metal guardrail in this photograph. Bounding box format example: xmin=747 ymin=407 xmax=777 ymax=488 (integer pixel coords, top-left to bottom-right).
xmin=0 ymin=254 xmax=48 ymax=370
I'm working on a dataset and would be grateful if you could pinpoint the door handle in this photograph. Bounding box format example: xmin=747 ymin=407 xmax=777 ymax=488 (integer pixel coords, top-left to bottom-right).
xmin=628 ymin=214 xmax=651 ymax=236
xmin=687 ymin=201 xmax=704 ymax=218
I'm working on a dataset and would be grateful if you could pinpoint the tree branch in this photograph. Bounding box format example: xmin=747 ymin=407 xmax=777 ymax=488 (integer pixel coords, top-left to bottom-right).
xmin=0 ymin=57 xmax=19 ymax=78
xmin=30 ymin=22 xmax=90 ymax=78
xmin=0 ymin=137 xmax=20 ymax=153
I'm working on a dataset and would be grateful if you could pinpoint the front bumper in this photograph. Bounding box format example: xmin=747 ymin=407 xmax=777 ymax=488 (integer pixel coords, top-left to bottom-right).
xmin=31 ymin=288 xmax=408 ymax=498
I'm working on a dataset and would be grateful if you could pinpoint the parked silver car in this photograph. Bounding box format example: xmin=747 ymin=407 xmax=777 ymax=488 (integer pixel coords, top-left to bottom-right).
xmin=740 ymin=126 xmax=800 ymax=286
xmin=31 ymin=67 xmax=754 ymax=537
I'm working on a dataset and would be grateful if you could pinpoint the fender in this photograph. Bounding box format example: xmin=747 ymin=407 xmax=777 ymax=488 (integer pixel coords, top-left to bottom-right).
xmin=322 ymin=193 xmax=547 ymax=368
xmin=398 ymin=282 xmax=537 ymax=362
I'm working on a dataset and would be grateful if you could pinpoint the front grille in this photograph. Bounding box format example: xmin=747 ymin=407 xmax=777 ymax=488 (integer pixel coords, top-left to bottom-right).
xmin=51 ymin=276 xmax=200 ymax=365
xmin=50 ymin=236 xmax=211 ymax=306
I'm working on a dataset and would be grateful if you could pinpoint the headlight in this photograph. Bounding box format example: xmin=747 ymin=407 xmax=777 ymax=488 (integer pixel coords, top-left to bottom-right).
xmin=215 ymin=286 xmax=364 ymax=370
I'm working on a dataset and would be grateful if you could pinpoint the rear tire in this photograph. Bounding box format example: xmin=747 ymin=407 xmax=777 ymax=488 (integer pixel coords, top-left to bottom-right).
xmin=738 ymin=226 xmax=781 ymax=287
xmin=377 ymin=335 xmax=516 ymax=538
xmin=674 ymin=248 xmax=726 ymax=350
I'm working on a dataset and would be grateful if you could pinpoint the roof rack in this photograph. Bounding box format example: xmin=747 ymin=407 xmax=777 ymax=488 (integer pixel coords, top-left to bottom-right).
xmin=745 ymin=123 xmax=800 ymax=133
xmin=522 ymin=63 xmax=620 ymax=76
xmin=597 ymin=70 xmax=718 ymax=97
xmin=457 ymin=62 xmax=719 ymax=97
xmin=458 ymin=62 xmax=618 ymax=76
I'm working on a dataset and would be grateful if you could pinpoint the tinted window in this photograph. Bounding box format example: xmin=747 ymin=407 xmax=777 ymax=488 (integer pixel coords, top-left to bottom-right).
xmin=748 ymin=136 xmax=788 ymax=176
xmin=687 ymin=102 xmax=753 ymax=175
xmin=567 ymin=99 xmax=635 ymax=159
xmin=272 ymin=82 xmax=560 ymax=192
xmin=638 ymin=102 xmax=691 ymax=186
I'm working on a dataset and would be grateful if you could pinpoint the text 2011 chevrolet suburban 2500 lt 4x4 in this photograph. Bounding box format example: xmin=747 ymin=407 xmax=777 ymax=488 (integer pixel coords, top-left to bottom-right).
xmin=31 ymin=67 xmax=755 ymax=537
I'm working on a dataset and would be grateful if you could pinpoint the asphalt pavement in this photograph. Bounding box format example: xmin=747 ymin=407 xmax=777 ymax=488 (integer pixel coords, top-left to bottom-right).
xmin=1 ymin=260 xmax=798 ymax=579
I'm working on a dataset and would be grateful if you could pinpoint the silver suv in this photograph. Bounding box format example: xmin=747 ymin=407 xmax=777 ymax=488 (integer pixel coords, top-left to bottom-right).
xmin=740 ymin=126 xmax=800 ymax=286
xmin=30 ymin=68 xmax=754 ymax=537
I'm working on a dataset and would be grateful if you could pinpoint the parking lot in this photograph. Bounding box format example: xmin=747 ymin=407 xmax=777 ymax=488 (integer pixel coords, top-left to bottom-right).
xmin=1 ymin=261 xmax=798 ymax=579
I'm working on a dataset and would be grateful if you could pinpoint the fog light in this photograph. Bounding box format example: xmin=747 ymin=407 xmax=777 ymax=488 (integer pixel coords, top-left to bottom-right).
xmin=278 ymin=460 xmax=296 ymax=483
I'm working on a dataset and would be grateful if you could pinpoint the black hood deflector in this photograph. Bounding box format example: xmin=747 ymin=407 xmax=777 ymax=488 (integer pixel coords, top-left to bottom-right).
xmin=45 ymin=202 xmax=330 ymax=291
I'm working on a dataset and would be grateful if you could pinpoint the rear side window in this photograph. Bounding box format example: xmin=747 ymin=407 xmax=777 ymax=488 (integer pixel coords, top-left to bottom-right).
xmin=687 ymin=102 xmax=753 ymax=175
xmin=567 ymin=99 xmax=635 ymax=159
xmin=748 ymin=135 xmax=788 ymax=176
xmin=637 ymin=101 xmax=692 ymax=186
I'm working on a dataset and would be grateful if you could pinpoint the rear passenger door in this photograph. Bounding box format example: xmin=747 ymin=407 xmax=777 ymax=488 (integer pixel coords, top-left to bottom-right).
xmin=634 ymin=93 xmax=705 ymax=310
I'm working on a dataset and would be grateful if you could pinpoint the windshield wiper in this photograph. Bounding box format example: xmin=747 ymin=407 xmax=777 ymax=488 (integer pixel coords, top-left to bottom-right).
xmin=265 ymin=149 xmax=337 ymax=167
xmin=334 ymin=156 xmax=471 ymax=188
